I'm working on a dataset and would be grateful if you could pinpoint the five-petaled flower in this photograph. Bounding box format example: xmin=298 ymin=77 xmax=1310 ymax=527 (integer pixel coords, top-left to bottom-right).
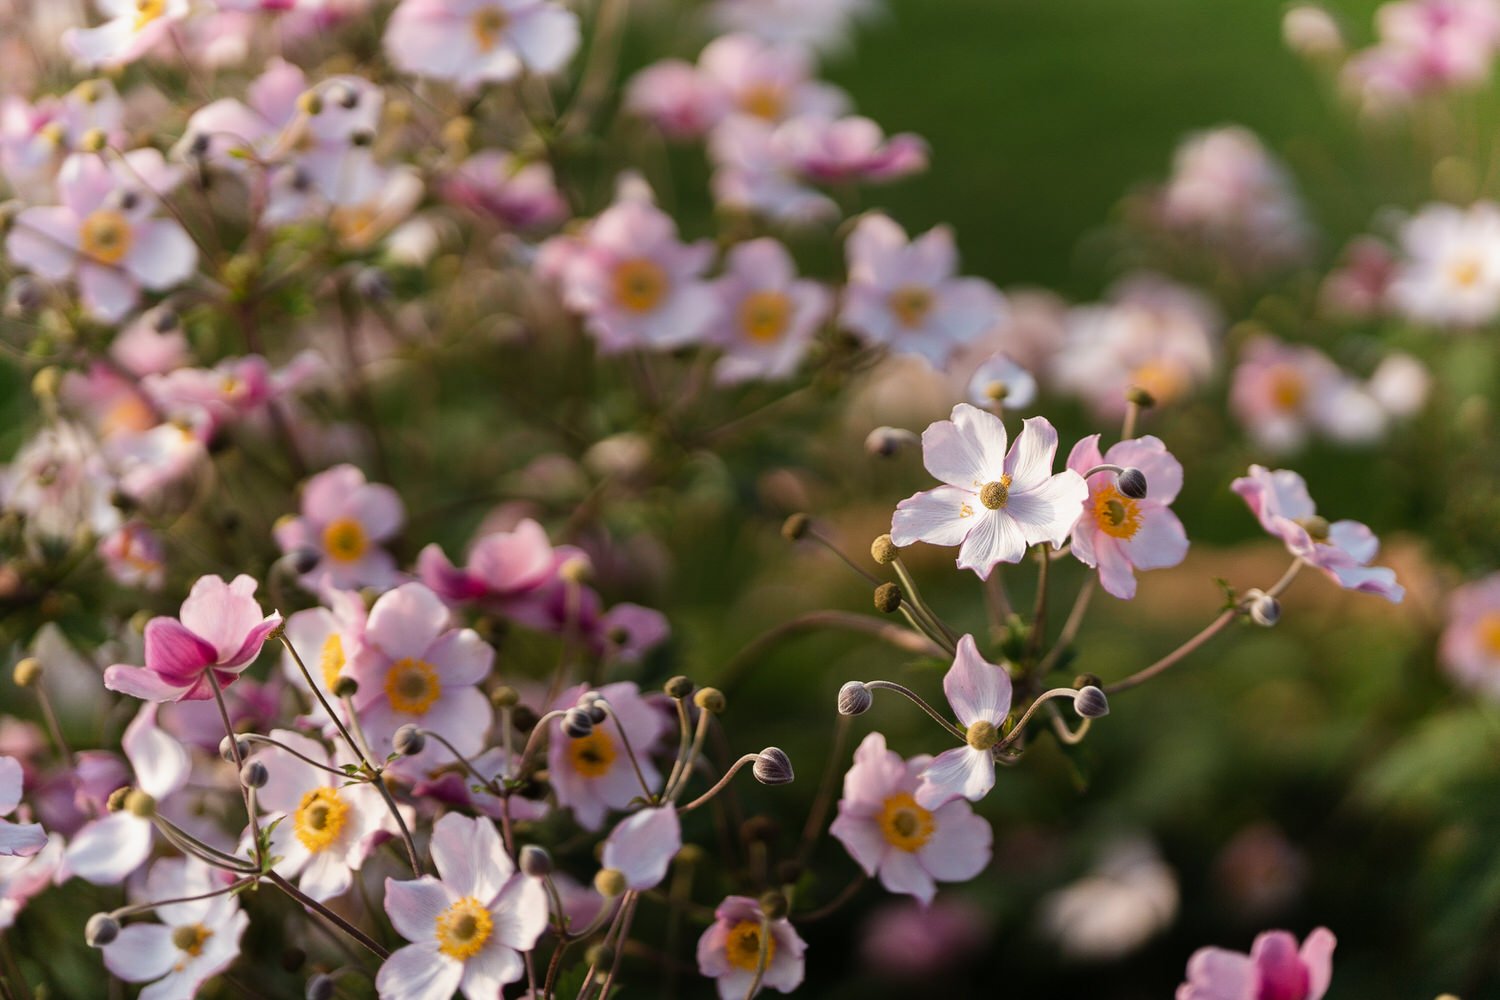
xmin=696 ymin=895 xmax=807 ymax=999
xmin=1178 ymin=926 xmax=1336 ymax=1000
xmin=914 ymin=635 xmax=1013 ymax=809
xmin=1066 ymin=434 xmax=1189 ymax=600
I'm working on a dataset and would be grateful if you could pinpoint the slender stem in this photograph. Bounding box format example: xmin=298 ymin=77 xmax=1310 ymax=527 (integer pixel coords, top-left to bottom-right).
xmin=661 ymin=697 xmax=694 ymax=803
xmin=891 ymin=557 xmax=958 ymax=646
xmin=1121 ymin=399 xmax=1141 ymax=440
xmin=1037 ymin=577 xmax=1096 ymax=676
xmin=207 ymin=670 xmax=263 ymax=868
xmin=596 ymin=892 xmax=638 ymax=1000
xmin=371 ymin=773 xmax=423 ymax=876
xmin=897 ymin=604 xmax=954 ymax=656
xmin=667 ymin=708 xmax=714 ymax=803
xmin=1080 ymin=463 xmax=1127 ymax=479
xmin=741 ymin=916 xmax=771 ymax=1000
xmin=995 ymin=688 xmax=1079 ymax=749
xmin=602 ymin=703 xmax=657 ymax=802
xmin=153 ymin=817 xmax=257 ymax=874
xmin=678 ymin=755 xmax=759 ymax=813
xmin=279 ymin=633 xmax=363 ymax=764
xmin=1026 ymin=545 xmax=1051 ymax=665
xmin=29 ymin=685 xmax=72 ymax=764
xmin=266 ymin=870 xmax=389 ymax=960
xmin=793 ymin=873 xmax=867 ymax=923
xmin=420 ymin=729 xmax=500 ymax=793
xmin=806 ymin=527 xmax=881 ymax=586
xmin=109 ymin=878 xmax=255 ymax=920
xmin=718 ymin=612 xmax=946 ymax=693
xmin=796 ymin=715 xmax=850 ymax=866
xmin=865 ymin=680 xmax=966 ymax=742
xmin=1045 ymin=701 xmax=1091 ymax=745
xmin=518 ymin=710 xmax=569 ymax=777
xmin=240 ymin=734 xmax=351 ymax=778
xmin=984 ymin=573 xmax=1013 ymax=633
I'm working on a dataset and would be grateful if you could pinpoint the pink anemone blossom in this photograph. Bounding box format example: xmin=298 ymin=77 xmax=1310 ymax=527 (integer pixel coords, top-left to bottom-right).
xmin=913 ymin=635 xmax=1013 ymax=809
xmin=601 ymin=806 xmax=683 ymax=891
xmin=697 ymin=895 xmax=807 ymax=999
xmin=709 ymin=237 xmax=832 ymax=385
xmin=1066 ymin=435 xmax=1189 ymax=600
xmin=274 ymin=464 xmax=405 ymax=591
xmin=418 ymin=518 xmax=565 ymax=609
xmin=1178 ymin=927 xmax=1336 ymax=1000
xmin=0 ymin=758 xmax=45 ymax=858
xmin=1440 ymin=573 xmax=1500 ymax=698
xmin=65 ymin=0 xmax=191 ymax=69
xmin=547 ymin=682 xmax=668 ymax=831
xmin=383 ymin=0 xmax=580 ymax=91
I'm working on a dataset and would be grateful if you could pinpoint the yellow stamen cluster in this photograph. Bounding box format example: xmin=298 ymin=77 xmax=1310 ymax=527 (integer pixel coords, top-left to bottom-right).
xmin=385 ymin=658 xmax=441 ymax=715
xmin=613 ymin=258 xmax=669 ymax=314
xmin=319 ymin=633 xmax=346 ymax=693
xmin=725 ymin=919 xmax=774 ymax=972
xmin=1091 ymin=484 xmax=1143 ymax=540
xmin=80 ymin=210 xmax=133 ymax=266
xmin=471 ymin=7 xmax=509 ymax=52
xmin=294 ymin=786 xmax=350 ymax=853
xmin=887 ymin=285 xmax=934 ymax=328
xmin=322 ymin=517 xmax=370 ymax=563
xmin=435 ymin=897 xmax=494 ymax=960
xmin=738 ymin=291 xmax=793 ymax=343
xmin=877 ymin=792 xmax=935 ymax=852
xmin=567 ymin=729 xmax=617 ymax=778
xmin=979 ymin=474 xmax=1013 ymax=511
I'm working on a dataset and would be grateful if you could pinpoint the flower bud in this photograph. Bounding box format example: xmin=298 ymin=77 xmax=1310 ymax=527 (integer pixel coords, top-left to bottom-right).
xmin=1117 ymin=468 xmax=1148 ymax=500
xmin=870 ymin=534 xmax=898 ymax=565
xmin=79 ymin=128 xmax=106 ymax=153
xmin=780 ymin=513 xmax=810 ymax=541
xmin=1125 ymin=386 xmax=1156 ymax=409
xmin=676 ymin=843 xmax=707 ymax=866
xmin=289 ymin=548 xmax=320 ymax=575
xmin=520 ymin=845 xmax=553 ymax=878
xmin=873 ymin=582 xmax=903 ymax=615
xmin=1244 ymin=588 xmax=1281 ymax=627
xmin=297 ymin=91 xmax=323 ymax=115
xmin=593 ymin=868 xmax=626 ymax=898
xmin=6 ymin=275 xmax=42 ymax=316
xmin=13 ymin=657 xmax=42 ymax=688
xmin=393 ymin=724 xmax=426 ymax=757
xmin=491 ymin=685 xmax=520 ymax=709
xmin=664 ymin=675 xmax=694 ymax=699
xmin=864 ymin=426 xmax=918 ymax=457
xmin=106 ymin=787 xmax=131 ymax=813
xmin=332 ymin=676 xmax=359 ymax=699
xmin=124 ymin=789 xmax=155 ymax=819
xmin=837 ymin=681 xmax=873 ymax=716
xmin=753 ymin=747 xmax=794 ymax=785
xmin=85 ymin=913 xmax=120 ymax=948
xmin=759 ymin=890 xmax=788 ymax=920
xmin=305 ymin=974 xmax=335 ymax=1000
xmin=693 ymin=688 xmax=726 ymax=715
xmin=219 ymin=735 xmax=250 ymax=763
xmin=558 ymin=555 xmax=591 ymax=584
xmin=1074 ymin=686 xmax=1110 ymax=719
xmin=240 ymin=760 xmax=269 ymax=789
xmin=31 ymin=366 xmax=60 ymax=402
xmin=562 ymin=708 xmax=594 ymax=739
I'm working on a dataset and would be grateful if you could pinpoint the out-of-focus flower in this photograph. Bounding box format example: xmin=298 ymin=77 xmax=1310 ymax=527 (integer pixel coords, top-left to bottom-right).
xmin=0 ymin=80 xmax=124 ymax=200
xmin=104 ymin=574 xmax=282 ymax=702
xmin=601 ymin=806 xmax=682 ymax=891
xmin=965 ymin=353 xmax=1037 ymax=410
xmin=1440 ymin=572 xmax=1500 ymax=698
xmin=379 ymin=812 xmax=548 ymax=1000
xmin=274 ymin=464 xmax=405 ymax=592
xmin=1232 ymin=465 xmax=1405 ymax=603
xmin=347 ymin=582 xmax=492 ymax=768
xmin=279 ymin=589 xmax=368 ymax=728
xmin=696 ymin=33 xmax=849 ymax=125
xmin=101 ymin=857 xmax=249 ymax=997
xmin=1178 ymin=927 xmax=1336 ymax=1000
xmin=598 ymin=603 xmax=671 ymax=664
xmin=1066 ymin=435 xmax=1188 ymax=599
xmin=383 ymin=0 xmax=580 ymax=91
xmin=418 ymin=518 xmax=564 ymax=610
xmin=6 ymin=151 xmax=196 ymax=322
xmin=1367 ymin=351 xmax=1431 ymax=418
xmin=1214 ymin=823 xmax=1308 ymax=920
xmin=891 ymin=404 xmax=1087 ymax=578
xmin=98 ymin=521 xmax=166 ymax=590
xmin=0 ymin=421 xmax=120 ymax=540
xmin=0 ymin=833 xmax=62 ymax=931
xmin=1343 ymin=0 xmax=1500 ymax=109
xmin=1319 ymin=236 xmax=1396 ymax=319
xmin=775 ymin=115 xmax=927 ymax=185
xmin=857 ymin=897 xmax=989 ymax=978
xmin=1042 ymin=836 xmax=1179 ymax=960
xmin=708 ymin=116 xmax=838 ymax=223
xmin=710 ymin=237 xmax=831 ymax=384
xmin=913 ymin=635 xmax=1011 ymax=808
xmin=65 ymin=0 xmax=190 ymax=69
xmin=441 ymin=151 xmax=568 ymax=229
xmin=696 ymin=895 xmax=807 ymax=999
xmin=0 ymin=757 xmax=45 ymax=858
xmin=1229 ymin=335 xmax=1386 ymax=454
xmin=1389 ymin=201 xmax=1500 ymax=328
xmin=548 ymin=682 xmax=667 ymax=831
xmin=841 ymin=214 xmax=1006 ymax=368
xmin=830 ymin=732 xmax=991 ymax=904
xmin=627 ymin=60 xmax=727 ymax=139
xmin=712 ymin=0 xmax=875 ymax=53
xmin=249 ymin=728 xmax=403 ymax=901
xmin=1283 ymin=6 xmax=1345 ymax=58
xmin=1051 ymin=274 xmax=1219 ymax=419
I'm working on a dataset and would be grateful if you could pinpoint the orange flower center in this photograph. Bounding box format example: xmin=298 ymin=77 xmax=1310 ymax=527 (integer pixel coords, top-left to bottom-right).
xmin=471 ymin=7 xmax=509 ymax=52
xmin=1268 ymin=365 xmax=1306 ymax=412
xmin=1450 ymin=256 xmax=1483 ymax=289
xmin=877 ymin=792 xmax=934 ymax=852
xmin=613 ymin=258 xmax=668 ymax=314
xmin=385 ymin=657 xmax=441 ymax=715
xmin=170 ymin=923 xmax=212 ymax=965
xmin=738 ymin=290 xmax=792 ymax=343
xmin=80 ymin=210 xmax=133 ymax=265
xmin=1128 ymin=361 xmax=1189 ymax=406
xmin=725 ymin=919 xmax=774 ymax=972
xmin=739 ymin=83 xmax=785 ymax=120
xmin=436 ymin=896 xmax=494 ymax=960
xmin=1092 ymin=484 xmax=1143 ymax=540
xmin=293 ymin=786 xmax=350 ymax=853
xmin=1479 ymin=612 xmax=1500 ymax=658
xmin=321 ymin=517 xmax=369 ymax=563
xmin=888 ymin=285 xmax=933 ymax=328
xmin=567 ymin=729 xmax=617 ymax=778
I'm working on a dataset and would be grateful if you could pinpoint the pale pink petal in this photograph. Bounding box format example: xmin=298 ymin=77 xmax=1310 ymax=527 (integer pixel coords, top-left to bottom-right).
xmin=1300 ymin=927 xmax=1337 ymax=1000
xmin=179 ymin=575 xmax=267 ymax=662
xmin=348 ymin=483 xmax=405 ymax=540
xmin=61 ymin=812 xmax=152 ymax=884
xmin=922 ymin=404 xmax=1006 ymax=488
xmin=877 ymin=849 xmax=937 ymax=905
xmin=366 ymin=583 xmax=451 ymax=662
xmin=1006 ymin=471 xmax=1090 ymax=548
xmin=0 ymin=758 xmax=23 ymax=815
xmin=1178 ymin=947 xmax=1257 ymax=1000
xmin=7 ymin=207 xmax=79 ymax=280
xmin=102 ymin=923 xmax=176 ymax=983
xmin=918 ymin=800 xmax=991 ymax=882
xmin=383 ymin=876 xmax=453 ymax=944
xmin=424 ymin=628 xmax=493 ymax=687
xmin=914 ymin=746 xmax=994 ymax=809
xmin=122 ymin=704 xmax=190 ymax=800
xmin=0 ymin=822 xmax=46 ymax=858
xmin=459 ymin=941 xmax=525 ymax=997
xmin=375 ymin=941 xmax=464 ymax=1000
xmin=488 ymin=871 xmax=549 ymax=951
xmin=429 ymin=812 xmax=509 ymax=900
xmin=942 ymin=634 xmax=1011 ymax=727
xmin=602 ymin=807 xmax=681 ymax=890
xmin=1122 ymin=509 xmax=1189 ymax=573
xmin=123 ymin=220 xmax=197 ymax=290
xmin=509 ymin=3 xmax=580 ymax=73
xmin=103 ymin=664 xmax=194 ymax=703
xmin=78 ymin=262 xmax=138 ymax=323
xmin=890 ymin=485 xmax=977 ymax=548
xmin=955 ymin=507 xmax=1027 ymax=576
xmin=1003 ymin=416 xmax=1061 ymax=492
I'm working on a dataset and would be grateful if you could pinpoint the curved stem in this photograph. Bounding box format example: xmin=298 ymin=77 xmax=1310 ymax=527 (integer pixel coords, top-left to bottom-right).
xmin=996 ymin=688 xmax=1079 ymax=750
xmin=864 ymin=680 xmax=966 ymax=742
xmin=678 ymin=755 xmax=759 ymax=813
xmin=266 ymin=870 xmax=389 ymax=960
xmin=109 ymin=877 xmax=255 ymax=920
xmin=718 ymin=612 xmax=945 ymax=693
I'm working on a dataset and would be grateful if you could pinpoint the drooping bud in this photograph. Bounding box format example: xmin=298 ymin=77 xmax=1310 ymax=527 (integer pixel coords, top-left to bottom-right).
xmin=578 ymin=692 xmax=607 ymax=725
xmin=694 ymin=688 xmax=726 ymax=715
xmin=240 ymin=760 xmax=269 ymax=789
xmin=1125 ymin=386 xmax=1156 ymax=409
xmin=873 ymin=582 xmax=903 ymax=614
xmin=490 ymin=686 xmax=520 ymax=709
xmin=13 ymin=657 xmax=42 ymax=688
xmin=664 ymin=675 xmax=694 ymax=699
xmin=219 ymin=735 xmax=250 ymax=763
xmin=297 ymin=91 xmax=324 ymax=115
xmin=562 ymin=708 xmax=594 ymax=739
xmin=289 ymin=548 xmax=320 ymax=575
xmin=393 ymin=724 xmax=426 ymax=757
xmin=753 ymin=747 xmax=794 ymax=785
xmin=1074 ymin=686 xmax=1110 ymax=719
xmin=85 ymin=913 xmax=120 ymax=948
xmin=1243 ymin=588 xmax=1281 ymax=627
xmin=870 ymin=534 xmax=898 ymax=565
xmin=759 ymin=890 xmax=788 ymax=920
xmin=864 ymin=426 xmax=919 ymax=457
xmin=1117 ymin=468 xmax=1148 ymax=500
xmin=593 ymin=869 xmax=626 ymax=898
xmin=519 ymin=845 xmax=553 ymax=878
xmin=837 ymin=681 xmax=873 ymax=716
xmin=781 ymin=513 xmax=810 ymax=542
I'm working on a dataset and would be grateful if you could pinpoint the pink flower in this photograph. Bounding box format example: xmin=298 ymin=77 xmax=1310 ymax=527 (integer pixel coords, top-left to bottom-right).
xmin=1440 ymin=573 xmax=1500 ymax=698
xmin=0 ymin=758 xmax=45 ymax=858
xmin=347 ymin=583 xmax=494 ymax=768
xmin=549 ymin=191 xmax=719 ymax=353
xmin=696 ymin=895 xmax=807 ymax=999
xmin=65 ymin=0 xmax=191 ymax=69
xmin=1229 ymin=335 xmax=1385 ymax=454
xmin=1231 ymin=465 xmax=1404 ymax=603
xmin=418 ymin=518 xmax=563 ymax=609
xmin=6 ymin=151 xmax=196 ymax=322
xmin=697 ymin=33 xmax=849 ymax=124
xmin=441 ymin=151 xmax=568 ymax=229
xmin=98 ymin=520 xmax=166 ymax=590
xmin=708 ymin=116 xmax=838 ymax=223
xmin=840 ymin=214 xmax=1006 ymax=367
xmin=1318 ymin=236 xmax=1396 ymax=319
xmin=711 ymin=0 xmax=873 ymax=53
xmin=858 ymin=898 xmax=988 ymax=978
xmin=627 ymin=61 xmax=727 ymax=139
xmin=0 ymin=81 xmax=125 ymax=200
xmin=829 ymin=732 xmax=991 ymax=905
xmin=101 ymin=858 xmax=249 ymax=998
xmin=275 ymin=464 xmax=405 ymax=591
xmin=104 ymin=574 xmax=282 ymax=702
xmin=111 ymin=305 xmax=190 ymax=376
xmin=891 ymin=404 xmax=1088 ymax=579
xmin=379 ymin=812 xmax=548 ymax=1000
xmin=280 ymin=589 xmax=368 ymax=728
xmin=142 ymin=355 xmax=275 ymax=438
xmin=601 ymin=806 xmax=682 ymax=891
xmin=1066 ymin=435 xmax=1189 ymax=600
xmin=913 ymin=635 xmax=1012 ymax=808
xmin=774 ymin=115 xmax=928 ymax=185
xmin=1342 ymin=0 xmax=1500 ymax=107
xmin=1388 ymin=201 xmax=1500 ymax=328
xmin=0 ymin=833 xmax=61 ymax=931
xmin=383 ymin=0 xmax=580 ymax=91
xmin=966 ymin=353 xmax=1037 ymax=410
xmin=548 ymin=682 xmax=668 ymax=831
xmin=1178 ymin=927 xmax=1336 ymax=1000
xmin=173 ymin=57 xmax=304 ymax=169
xmin=709 ymin=237 xmax=832 ymax=385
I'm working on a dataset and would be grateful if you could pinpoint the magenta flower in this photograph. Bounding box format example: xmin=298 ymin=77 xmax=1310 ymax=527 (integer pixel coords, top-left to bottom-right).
xmin=601 ymin=806 xmax=682 ymax=891
xmin=829 ymin=732 xmax=991 ymax=905
xmin=891 ymin=404 xmax=1088 ymax=580
xmin=1178 ymin=927 xmax=1336 ymax=1000
xmin=0 ymin=758 xmax=45 ymax=858
xmin=379 ymin=813 xmax=548 ymax=1000
xmin=1066 ymin=435 xmax=1189 ymax=600
xmin=696 ymin=895 xmax=807 ymax=999
xmin=709 ymin=237 xmax=832 ymax=385
xmin=383 ymin=0 xmax=580 ymax=91
xmin=417 ymin=518 xmax=563 ymax=608
xmin=913 ymin=635 xmax=1013 ymax=809
xmin=6 ymin=151 xmax=196 ymax=322
xmin=1232 ymin=465 xmax=1404 ymax=603
xmin=548 ymin=682 xmax=668 ymax=831
xmin=441 ymin=151 xmax=568 ymax=230
xmin=104 ymin=575 xmax=282 ymax=703
xmin=1440 ymin=573 xmax=1500 ymax=698
xmin=274 ymin=464 xmax=405 ymax=592
xmin=775 ymin=114 xmax=929 ymax=185
xmin=840 ymin=214 xmax=1006 ymax=367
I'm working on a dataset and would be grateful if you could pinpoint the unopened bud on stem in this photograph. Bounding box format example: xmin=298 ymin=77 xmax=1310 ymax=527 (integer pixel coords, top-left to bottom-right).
xmin=1117 ymin=467 xmax=1148 ymax=500
xmin=562 ymin=708 xmax=594 ymax=739
xmin=870 ymin=534 xmax=898 ymax=565
xmin=873 ymin=582 xmax=903 ymax=614
xmin=85 ymin=913 xmax=119 ymax=948
xmin=240 ymin=760 xmax=269 ymax=789
xmin=13 ymin=658 xmax=41 ymax=688
xmin=520 ymin=845 xmax=553 ymax=877
xmin=838 ymin=681 xmax=873 ymax=716
xmin=1074 ymin=686 xmax=1110 ymax=719
xmin=753 ymin=747 xmax=794 ymax=785
xmin=393 ymin=724 xmax=426 ymax=756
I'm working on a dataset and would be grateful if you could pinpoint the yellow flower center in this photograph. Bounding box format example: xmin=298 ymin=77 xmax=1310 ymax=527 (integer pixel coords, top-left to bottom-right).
xmin=134 ymin=0 xmax=166 ymax=32
xmin=979 ymin=474 xmax=1012 ymax=511
xmin=322 ymin=517 xmax=369 ymax=564
xmin=1091 ymin=484 xmax=1143 ymax=540
xmin=566 ymin=729 xmax=617 ymax=778
xmin=725 ymin=919 xmax=774 ymax=972
xmin=101 ymin=394 xmax=156 ymax=437
xmin=739 ymin=83 xmax=786 ymax=120
xmin=888 ymin=285 xmax=934 ymax=328
xmin=738 ymin=290 xmax=792 ymax=343
xmin=1129 ymin=361 xmax=1189 ymax=406
xmin=385 ymin=658 xmax=441 ymax=715
xmin=293 ymin=786 xmax=351 ymax=853
xmin=319 ymin=632 xmax=345 ymax=693
xmin=170 ymin=922 xmax=213 ymax=959
xmin=877 ymin=791 xmax=934 ymax=852
xmin=471 ymin=7 xmax=509 ymax=52
xmin=329 ymin=205 xmax=378 ymax=245
xmin=612 ymin=258 xmax=668 ymax=314
xmin=1268 ymin=365 xmax=1306 ymax=412
xmin=435 ymin=896 xmax=494 ymax=960
xmin=1479 ymin=612 xmax=1500 ymax=658
xmin=80 ymin=210 xmax=133 ymax=266
xmin=1450 ymin=256 xmax=1483 ymax=289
